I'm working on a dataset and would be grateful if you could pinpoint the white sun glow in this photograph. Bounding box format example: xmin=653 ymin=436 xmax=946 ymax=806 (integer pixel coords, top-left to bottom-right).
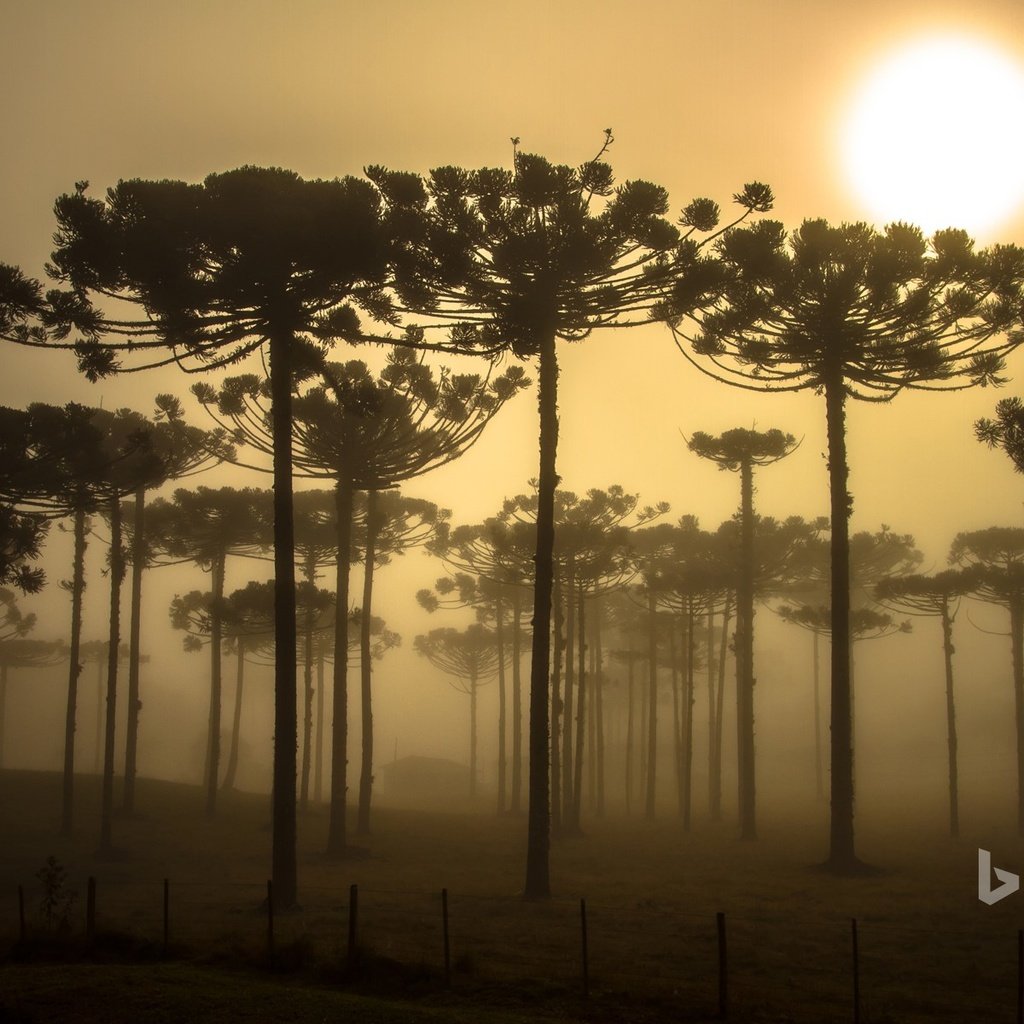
xmin=842 ymin=34 xmax=1024 ymax=238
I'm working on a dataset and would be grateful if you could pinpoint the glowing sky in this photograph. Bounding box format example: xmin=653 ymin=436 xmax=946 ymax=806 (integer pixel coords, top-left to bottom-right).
xmin=3 ymin=0 xmax=1024 ymax=772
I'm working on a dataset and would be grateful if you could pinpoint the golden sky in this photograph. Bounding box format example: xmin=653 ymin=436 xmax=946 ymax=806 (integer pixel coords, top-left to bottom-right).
xmin=4 ymin=0 xmax=1024 ymax=779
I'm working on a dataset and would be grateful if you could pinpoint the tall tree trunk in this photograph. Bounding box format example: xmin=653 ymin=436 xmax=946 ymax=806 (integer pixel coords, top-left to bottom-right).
xmin=824 ymin=373 xmax=857 ymax=871
xmin=62 ymin=507 xmax=88 ymax=837
xmin=495 ymin=589 xmax=507 ymax=815
xmin=940 ymin=600 xmax=959 ymax=838
xmin=550 ymin=575 xmax=563 ymax=836
xmin=315 ymin=647 xmax=325 ymax=804
xmin=99 ymin=495 xmax=124 ymax=855
xmin=813 ymin=630 xmax=823 ymax=801
xmin=327 ymin=478 xmax=354 ymax=856
xmin=510 ymin=588 xmax=523 ymax=814
xmin=570 ymin=584 xmax=586 ymax=833
xmin=1011 ymin=596 xmax=1024 ymax=836
xmin=706 ymin=606 xmax=715 ymax=818
xmin=0 ymin=663 xmax=7 ymax=768
xmin=94 ymin=657 xmax=103 ymax=773
xmin=645 ymin=587 xmax=658 ymax=820
xmin=736 ymin=458 xmax=757 ymax=841
xmin=300 ymin=555 xmax=317 ymax=813
xmin=625 ymin=646 xmax=635 ymax=816
xmin=205 ymin=552 xmax=225 ymax=816
xmin=269 ymin=329 xmax=299 ymax=907
xmin=123 ymin=487 xmax=145 ymax=814
xmin=525 ymin=328 xmax=557 ymax=901
xmin=562 ymin=557 xmax=576 ymax=823
xmin=223 ymin=641 xmax=245 ymax=791
xmin=357 ymin=490 xmax=379 ymax=836
xmin=469 ymin=669 xmax=478 ymax=800
xmin=594 ymin=600 xmax=605 ymax=818
xmin=683 ymin=598 xmax=696 ymax=832
xmin=712 ymin=593 xmax=731 ymax=821
xmin=670 ymin=616 xmax=682 ymax=816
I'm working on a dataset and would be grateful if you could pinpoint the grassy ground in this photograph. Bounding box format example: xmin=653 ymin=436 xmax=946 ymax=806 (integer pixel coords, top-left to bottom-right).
xmin=2 ymin=769 xmax=1023 ymax=1023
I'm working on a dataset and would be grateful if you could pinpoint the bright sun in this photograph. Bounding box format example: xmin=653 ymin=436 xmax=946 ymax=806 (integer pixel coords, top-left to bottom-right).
xmin=843 ymin=33 xmax=1024 ymax=238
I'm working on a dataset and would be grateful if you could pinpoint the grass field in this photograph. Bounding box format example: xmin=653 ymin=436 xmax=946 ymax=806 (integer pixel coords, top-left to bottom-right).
xmin=2 ymin=769 xmax=1023 ymax=1023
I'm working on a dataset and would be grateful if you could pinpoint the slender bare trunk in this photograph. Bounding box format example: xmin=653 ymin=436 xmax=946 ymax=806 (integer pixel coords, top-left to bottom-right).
xmin=123 ymin=487 xmax=145 ymax=814
xmin=99 ymin=495 xmax=124 ymax=854
xmin=269 ymin=329 xmax=298 ymax=906
xmin=61 ymin=507 xmax=88 ymax=837
xmin=314 ymin=647 xmax=325 ymax=804
xmin=205 ymin=552 xmax=225 ymax=816
xmin=1011 ymin=596 xmax=1024 ymax=836
xmin=300 ymin=556 xmax=316 ymax=813
xmin=496 ymin=589 xmax=507 ymax=815
xmin=645 ymin=588 xmax=658 ymax=820
xmin=327 ymin=478 xmax=354 ymax=856
xmin=824 ymin=373 xmax=857 ymax=871
xmin=940 ymin=600 xmax=959 ymax=838
xmin=357 ymin=490 xmax=379 ymax=835
xmin=0 ymin=664 xmax=7 ymax=768
xmin=511 ymin=588 xmax=523 ymax=813
xmin=594 ymin=600 xmax=605 ymax=818
xmin=223 ymin=641 xmax=244 ymax=791
xmin=562 ymin=557 xmax=575 ymax=822
xmin=550 ymin=575 xmax=563 ymax=836
xmin=525 ymin=328 xmax=557 ymax=901
xmin=570 ymin=584 xmax=586 ymax=832
xmin=813 ymin=630 xmax=823 ymax=801
xmin=625 ymin=646 xmax=635 ymax=815
xmin=736 ymin=459 xmax=756 ymax=840
xmin=712 ymin=594 xmax=731 ymax=821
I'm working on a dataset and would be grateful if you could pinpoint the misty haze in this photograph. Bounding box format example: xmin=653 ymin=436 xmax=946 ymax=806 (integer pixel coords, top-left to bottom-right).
xmin=3 ymin=3 xmax=1024 ymax=1023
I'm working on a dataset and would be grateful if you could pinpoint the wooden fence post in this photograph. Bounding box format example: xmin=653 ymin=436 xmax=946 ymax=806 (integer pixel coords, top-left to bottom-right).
xmin=86 ymin=876 xmax=96 ymax=943
xmin=1017 ymin=928 xmax=1022 ymax=1024
xmin=580 ymin=898 xmax=590 ymax=999
xmin=266 ymin=880 xmax=275 ymax=969
xmin=717 ymin=911 xmax=727 ymax=1019
xmin=441 ymin=888 xmax=451 ymax=987
xmin=162 ymin=878 xmax=169 ymax=956
xmin=347 ymin=883 xmax=359 ymax=969
xmin=851 ymin=918 xmax=860 ymax=1024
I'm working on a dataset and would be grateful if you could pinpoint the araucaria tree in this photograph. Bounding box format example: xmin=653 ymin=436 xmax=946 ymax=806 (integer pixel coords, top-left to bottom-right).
xmin=950 ymin=527 xmax=1024 ymax=834
xmin=22 ymin=168 xmax=415 ymax=905
xmin=195 ymin=350 xmax=522 ymax=851
xmin=382 ymin=135 xmax=771 ymax=897
xmin=875 ymin=570 xmax=972 ymax=837
xmin=415 ymin=624 xmax=505 ymax=799
xmin=661 ymin=219 xmax=1024 ymax=872
xmin=687 ymin=427 xmax=798 ymax=840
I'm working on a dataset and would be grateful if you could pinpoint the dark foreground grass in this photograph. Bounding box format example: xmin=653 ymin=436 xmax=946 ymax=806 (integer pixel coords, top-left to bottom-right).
xmin=3 ymin=768 xmax=1024 ymax=1023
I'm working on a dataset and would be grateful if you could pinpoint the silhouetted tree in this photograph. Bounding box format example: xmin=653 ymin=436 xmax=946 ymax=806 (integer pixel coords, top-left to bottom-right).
xmin=196 ymin=350 xmax=521 ymax=849
xmin=415 ymin=623 xmax=504 ymax=799
xmin=0 ymin=590 xmax=47 ymax=767
xmin=381 ymin=136 xmax=772 ymax=895
xmin=428 ymin=515 xmax=536 ymax=812
xmin=0 ymin=407 xmax=49 ymax=594
xmin=688 ymin=428 xmax=798 ymax=838
xmin=977 ymin=397 xmax=1024 ymax=473
xmin=661 ymin=218 xmax=1023 ymax=871
xmin=115 ymin=396 xmax=235 ymax=814
xmin=950 ymin=527 xmax=1024 ymax=833
xmin=875 ymin=569 xmax=972 ymax=837
xmin=164 ymin=487 xmax=272 ymax=814
xmin=30 ymin=168 xmax=421 ymax=905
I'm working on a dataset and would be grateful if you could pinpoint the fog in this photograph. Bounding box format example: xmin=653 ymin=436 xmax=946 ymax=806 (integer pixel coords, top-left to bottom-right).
xmin=4 ymin=3 xmax=1024 ymax=1020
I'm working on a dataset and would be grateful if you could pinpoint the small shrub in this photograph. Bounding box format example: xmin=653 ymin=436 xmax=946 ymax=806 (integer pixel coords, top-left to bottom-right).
xmin=35 ymin=856 xmax=76 ymax=933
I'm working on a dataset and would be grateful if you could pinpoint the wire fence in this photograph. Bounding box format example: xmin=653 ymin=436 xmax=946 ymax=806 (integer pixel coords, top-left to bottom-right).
xmin=5 ymin=872 xmax=1024 ymax=1022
